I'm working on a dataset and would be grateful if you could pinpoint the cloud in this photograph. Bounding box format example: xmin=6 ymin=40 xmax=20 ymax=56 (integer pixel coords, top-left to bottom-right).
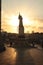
xmin=38 ymin=19 xmax=43 ymax=23
xmin=38 ymin=26 xmax=43 ymax=32
xmin=25 ymin=25 xmax=36 ymax=29
xmin=34 ymin=18 xmax=43 ymax=23
xmin=38 ymin=27 xmax=43 ymax=29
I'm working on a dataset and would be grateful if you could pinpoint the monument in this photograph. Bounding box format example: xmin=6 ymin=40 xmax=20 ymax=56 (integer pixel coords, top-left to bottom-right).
xmin=18 ymin=13 xmax=24 ymax=38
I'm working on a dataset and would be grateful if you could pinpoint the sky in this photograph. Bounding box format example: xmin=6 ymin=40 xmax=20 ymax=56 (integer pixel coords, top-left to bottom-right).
xmin=1 ymin=0 xmax=43 ymax=33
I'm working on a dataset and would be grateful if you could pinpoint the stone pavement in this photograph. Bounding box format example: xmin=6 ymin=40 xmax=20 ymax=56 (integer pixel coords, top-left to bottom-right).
xmin=0 ymin=46 xmax=43 ymax=65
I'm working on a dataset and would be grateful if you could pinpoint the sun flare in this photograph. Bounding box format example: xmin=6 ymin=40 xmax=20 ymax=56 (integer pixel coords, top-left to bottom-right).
xmin=2 ymin=14 xmax=35 ymax=33
xmin=8 ymin=15 xmax=19 ymax=26
xmin=23 ymin=16 xmax=32 ymax=25
xmin=7 ymin=15 xmax=32 ymax=27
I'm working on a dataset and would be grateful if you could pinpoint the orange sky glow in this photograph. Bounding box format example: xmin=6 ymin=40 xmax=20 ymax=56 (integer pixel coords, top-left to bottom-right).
xmin=1 ymin=0 xmax=43 ymax=33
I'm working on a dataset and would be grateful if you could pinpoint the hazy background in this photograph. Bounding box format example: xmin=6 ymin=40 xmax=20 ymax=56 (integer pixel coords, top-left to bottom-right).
xmin=1 ymin=0 xmax=43 ymax=33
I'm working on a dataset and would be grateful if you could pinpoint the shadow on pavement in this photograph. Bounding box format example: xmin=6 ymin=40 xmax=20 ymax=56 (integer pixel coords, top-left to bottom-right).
xmin=15 ymin=48 xmax=35 ymax=65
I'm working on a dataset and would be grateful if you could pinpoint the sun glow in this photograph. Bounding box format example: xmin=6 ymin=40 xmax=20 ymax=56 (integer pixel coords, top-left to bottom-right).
xmin=7 ymin=15 xmax=32 ymax=27
xmin=2 ymin=14 xmax=35 ymax=33
xmin=23 ymin=16 xmax=33 ymax=26
xmin=8 ymin=15 xmax=19 ymax=26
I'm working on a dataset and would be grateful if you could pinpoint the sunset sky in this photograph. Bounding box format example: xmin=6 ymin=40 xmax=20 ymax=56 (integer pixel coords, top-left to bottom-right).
xmin=1 ymin=0 xmax=43 ymax=33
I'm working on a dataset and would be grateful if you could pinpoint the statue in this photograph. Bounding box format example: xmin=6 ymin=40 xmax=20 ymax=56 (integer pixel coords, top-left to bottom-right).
xmin=18 ymin=13 xmax=24 ymax=37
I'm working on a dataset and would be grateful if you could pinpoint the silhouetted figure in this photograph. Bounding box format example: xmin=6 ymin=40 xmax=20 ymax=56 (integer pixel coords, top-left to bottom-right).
xmin=10 ymin=42 xmax=12 ymax=47
xmin=32 ymin=42 xmax=35 ymax=47
xmin=0 ymin=34 xmax=6 ymax=52
xmin=41 ymin=40 xmax=43 ymax=48
xmin=42 ymin=43 xmax=43 ymax=48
